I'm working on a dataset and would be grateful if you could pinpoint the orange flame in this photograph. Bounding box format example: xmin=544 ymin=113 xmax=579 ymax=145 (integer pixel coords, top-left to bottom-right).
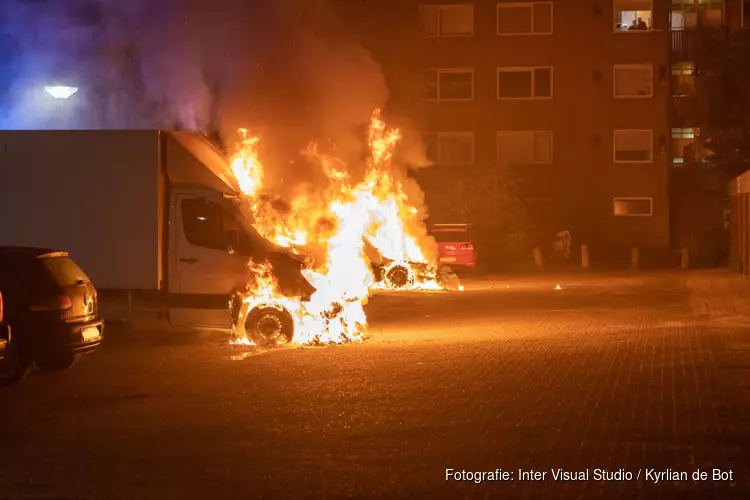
xmin=229 ymin=110 xmax=443 ymax=346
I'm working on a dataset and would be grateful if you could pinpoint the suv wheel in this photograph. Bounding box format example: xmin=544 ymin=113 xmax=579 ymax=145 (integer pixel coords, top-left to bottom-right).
xmin=0 ymin=334 xmax=32 ymax=386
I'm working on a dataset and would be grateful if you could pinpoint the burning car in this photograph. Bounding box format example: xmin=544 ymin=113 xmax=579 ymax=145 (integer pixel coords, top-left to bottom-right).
xmin=226 ymin=110 xmax=451 ymax=346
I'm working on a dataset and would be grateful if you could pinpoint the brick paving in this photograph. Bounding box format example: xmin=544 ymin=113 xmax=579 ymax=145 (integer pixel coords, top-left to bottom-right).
xmin=1 ymin=271 xmax=750 ymax=499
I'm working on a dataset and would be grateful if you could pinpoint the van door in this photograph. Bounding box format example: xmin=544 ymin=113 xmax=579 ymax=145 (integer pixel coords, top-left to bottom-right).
xmin=168 ymin=191 xmax=254 ymax=329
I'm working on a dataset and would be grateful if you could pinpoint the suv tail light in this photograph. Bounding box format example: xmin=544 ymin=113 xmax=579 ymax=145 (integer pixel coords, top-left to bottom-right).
xmin=0 ymin=290 xmax=4 ymax=322
xmin=461 ymin=243 xmax=474 ymax=251
xmin=30 ymin=295 xmax=73 ymax=312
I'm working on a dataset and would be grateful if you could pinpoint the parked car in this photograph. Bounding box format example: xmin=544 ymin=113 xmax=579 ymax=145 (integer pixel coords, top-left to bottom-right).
xmin=432 ymin=224 xmax=476 ymax=270
xmin=0 ymin=247 xmax=103 ymax=386
xmin=0 ymin=291 xmax=9 ymax=367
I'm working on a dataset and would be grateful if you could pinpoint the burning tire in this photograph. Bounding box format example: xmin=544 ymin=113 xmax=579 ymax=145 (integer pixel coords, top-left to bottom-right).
xmin=385 ymin=264 xmax=414 ymax=289
xmin=245 ymin=306 xmax=294 ymax=347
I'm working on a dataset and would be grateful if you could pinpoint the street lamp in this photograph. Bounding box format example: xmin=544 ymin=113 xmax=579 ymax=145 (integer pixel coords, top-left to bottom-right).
xmin=44 ymin=86 xmax=78 ymax=99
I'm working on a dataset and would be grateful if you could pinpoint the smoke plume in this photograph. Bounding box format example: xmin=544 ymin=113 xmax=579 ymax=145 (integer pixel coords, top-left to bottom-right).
xmin=0 ymin=0 xmax=428 ymax=157
xmin=1 ymin=2 xmax=430 ymax=199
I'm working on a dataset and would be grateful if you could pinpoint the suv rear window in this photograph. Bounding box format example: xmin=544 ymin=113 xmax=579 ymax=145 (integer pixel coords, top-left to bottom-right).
xmin=433 ymin=230 xmax=470 ymax=243
xmin=40 ymin=257 xmax=91 ymax=286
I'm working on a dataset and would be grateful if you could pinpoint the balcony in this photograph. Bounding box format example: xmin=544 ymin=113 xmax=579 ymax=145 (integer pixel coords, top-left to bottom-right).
xmin=670 ymin=26 xmax=728 ymax=62
xmin=670 ymin=96 xmax=698 ymax=127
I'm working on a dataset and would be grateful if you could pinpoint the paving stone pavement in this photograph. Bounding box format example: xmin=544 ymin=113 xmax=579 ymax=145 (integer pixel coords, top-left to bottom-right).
xmin=2 ymin=271 xmax=750 ymax=499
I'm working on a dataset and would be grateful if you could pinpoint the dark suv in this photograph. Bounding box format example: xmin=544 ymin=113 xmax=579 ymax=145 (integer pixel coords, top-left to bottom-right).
xmin=0 ymin=247 xmax=103 ymax=386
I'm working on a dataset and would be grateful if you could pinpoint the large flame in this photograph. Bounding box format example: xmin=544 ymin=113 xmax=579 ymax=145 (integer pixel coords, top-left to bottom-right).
xmin=229 ymin=109 xmax=441 ymax=346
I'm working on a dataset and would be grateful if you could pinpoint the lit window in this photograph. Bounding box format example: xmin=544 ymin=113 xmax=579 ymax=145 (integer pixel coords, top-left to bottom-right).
xmin=613 ymin=198 xmax=653 ymax=216
xmin=614 ymin=65 xmax=653 ymax=98
xmin=671 ymin=62 xmax=695 ymax=96
xmin=420 ymin=4 xmax=474 ymax=37
xmin=497 ymin=67 xmax=553 ymax=99
xmin=671 ymin=127 xmax=709 ymax=165
xmin=614 ymin=0 xmax=653 ymax=31
xmin=497 ymin=131 xmax=553 ymax=166
xmin=614 ymin=130 xmax=653 ymax=163
xmin=497 ymin=2 xmax=553 ymax=35
xmin=423 ymin=132 xmax=474 ymax=165
xmin=424 ymin=69 xmax=474 ymax=100
xmin=670 ymin=0 xmax=723 ymax=29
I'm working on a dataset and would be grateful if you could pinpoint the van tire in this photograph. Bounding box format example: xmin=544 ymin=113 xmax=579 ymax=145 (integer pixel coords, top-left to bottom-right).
xmin=245 ymin=307 xmax=294 ymax=347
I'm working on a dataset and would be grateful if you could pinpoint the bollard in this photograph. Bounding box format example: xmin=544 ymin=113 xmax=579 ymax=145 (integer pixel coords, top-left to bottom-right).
xmin=581 ymin=244 xmax=590 ymax=270
xmin=533 ymin=247 xmax=543 ymax=269
xmin=631 ymin=246 xmax=639 ymax=271
xmin=681 ymin=247 xmax=689 ymax=270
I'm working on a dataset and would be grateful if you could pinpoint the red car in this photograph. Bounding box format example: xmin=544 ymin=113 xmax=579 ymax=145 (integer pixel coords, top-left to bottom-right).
xmin=432 ymin=224 xmax=476 ymax=269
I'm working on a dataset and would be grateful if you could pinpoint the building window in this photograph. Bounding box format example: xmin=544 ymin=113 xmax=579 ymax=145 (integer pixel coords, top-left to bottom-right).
xmin=497 ymin=131 xmax=553 ymax=166
xmin=497 ymin=2 xmax=553 ymax=35
xmin=672 ymin=128 xmax=709 ymax=165
xmin=425 ymin=69 xmax=474 ymax=100
xmin=420 ymin=4 xmax=475 ymax=37
xmin=671 ymin=62 xmax=695 ymax=96
xmin=614 ymin=130 xmax=653 ymax=163
xmin=614 ymin=65 xmax=653 ymax=98
xmin=614 ymin=0 xmax=653 ymax=31
xmin=423 ymin=132 xmax=475 ymax=165
xmin=497 ymin=67 xmax=553 ymax=99
xmin=613 ymin=197 xmax=653 ymax=216
xmin=671 ymin=0 xmax=723 ymax=30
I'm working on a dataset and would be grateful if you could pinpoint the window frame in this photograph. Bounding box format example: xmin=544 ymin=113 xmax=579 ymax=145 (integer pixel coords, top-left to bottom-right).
xmin=671 ymin=127 xmax=708 ymax=165
xmin=669 ymin=0 xmax=724 ymax=31
xmin=613 ymin=129 xmax=654 ymax=164
xmin=613 ymin=197 xmax=654 ymax=217
xmin=613 ymin=0 xmax=655 ymax=33
xmin=181 ymin=198 xmax=230 ymax=251
xmin=671 ymin=62 xmax=696 ymax=96
xmin=424 ymin=132 xmax=475 ymax=165
xmin=420 ymin=4 xmax=475 ymax=38
xmin=496 ymin=130 xmax=554 ymax=165
xmin=425 ymin=68 xmax=475 ymax=101
xmin=496 ymin=2 xmax=554 ymax=36
xmin=496 ymin=66 xmax=554 ymax=100
xmin=613 ymin=64 xmax=654 ymax=99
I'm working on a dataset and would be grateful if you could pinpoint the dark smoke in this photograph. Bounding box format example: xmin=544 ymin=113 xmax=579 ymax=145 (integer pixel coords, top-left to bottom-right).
xmin=0 ymin=0 xmax=431 ymax=205
xmin=0 ymin=0 xmax=256 ymax=130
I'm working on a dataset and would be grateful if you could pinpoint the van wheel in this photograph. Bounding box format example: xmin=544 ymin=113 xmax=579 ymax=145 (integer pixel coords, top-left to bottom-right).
xmin=0 ymin=335 xmax=32 ymax=386
xmin=36 ymin=352 xmax=76 ymax=372
xmin=245 ymin=307 xmax=294 ymax=347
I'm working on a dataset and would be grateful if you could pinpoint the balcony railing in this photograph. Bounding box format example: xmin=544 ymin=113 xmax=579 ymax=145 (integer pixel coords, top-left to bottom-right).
xmin=670 ymin=96 xmax=698 ymax=126
xmin=671 ymin=30 xmax=694 ymax=60
xmin=670 ymin=26 xmax=728 ymax=61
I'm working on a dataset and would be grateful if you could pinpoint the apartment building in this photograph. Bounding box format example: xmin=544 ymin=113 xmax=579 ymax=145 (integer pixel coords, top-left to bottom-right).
xmin=339 ymin=0 xmax=748 ymax=251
